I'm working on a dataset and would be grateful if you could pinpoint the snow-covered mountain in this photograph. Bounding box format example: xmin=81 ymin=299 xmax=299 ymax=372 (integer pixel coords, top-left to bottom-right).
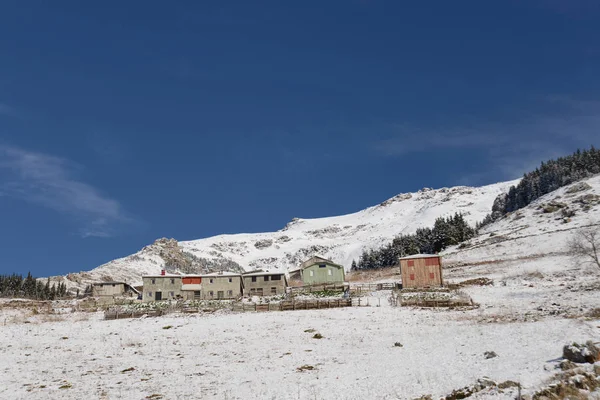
xmin=58 ymin=180 xmax=518 ymax=288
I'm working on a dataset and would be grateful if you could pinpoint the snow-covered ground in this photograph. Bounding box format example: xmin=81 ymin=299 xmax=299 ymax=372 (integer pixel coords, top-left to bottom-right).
xmin=1 ymin=301 xmax=598 ymax=400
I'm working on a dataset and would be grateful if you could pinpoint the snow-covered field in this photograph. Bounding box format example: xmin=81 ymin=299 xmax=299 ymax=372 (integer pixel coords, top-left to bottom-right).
xmin=1 ymin=297 xmax=598 ymax=400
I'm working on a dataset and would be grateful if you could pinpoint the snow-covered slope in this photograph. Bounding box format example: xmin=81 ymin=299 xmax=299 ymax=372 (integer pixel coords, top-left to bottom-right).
xmin=58 ymin=180 xmax=518 ymax=288
xmin=443 ymin=174 xmax=600 ymax=264
xmin=440 ymin=174 xmax=600 ymax=320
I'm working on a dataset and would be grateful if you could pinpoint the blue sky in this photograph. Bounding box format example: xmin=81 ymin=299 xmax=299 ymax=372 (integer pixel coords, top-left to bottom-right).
xmin=1 ymin=1 xmax=599 ymax=277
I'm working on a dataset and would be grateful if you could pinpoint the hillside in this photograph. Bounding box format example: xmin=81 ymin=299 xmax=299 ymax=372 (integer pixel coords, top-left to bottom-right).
xmin=56 ymin=180 xmax=517 ymax=288
xmin=440 ymin=173 xmax=600 ymax=320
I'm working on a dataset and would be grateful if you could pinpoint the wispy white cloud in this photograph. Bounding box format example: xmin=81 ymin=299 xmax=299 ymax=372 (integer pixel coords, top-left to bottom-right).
xmin=0 ymin=103 xmax=16 ymax=117
xmin=373 ymin=97 xmax=600 ymax=185
xmin=0 ymin=145 xmax=131 ymax=238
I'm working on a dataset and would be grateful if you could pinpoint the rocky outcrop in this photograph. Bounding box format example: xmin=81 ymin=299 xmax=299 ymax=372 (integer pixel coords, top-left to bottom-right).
xmin=562 ymin=341 xmax=600 ymax=364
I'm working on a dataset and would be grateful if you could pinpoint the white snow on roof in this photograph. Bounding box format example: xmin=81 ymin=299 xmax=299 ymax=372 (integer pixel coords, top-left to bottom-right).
xmin=399 ymin=254 xmax=440 ymax=260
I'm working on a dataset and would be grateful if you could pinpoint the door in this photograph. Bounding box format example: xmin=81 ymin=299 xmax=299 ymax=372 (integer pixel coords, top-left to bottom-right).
xmin=217 ymin=291 xmax=224 ymax=299
xmin=155 ymin=292 xmax=162 ymax=301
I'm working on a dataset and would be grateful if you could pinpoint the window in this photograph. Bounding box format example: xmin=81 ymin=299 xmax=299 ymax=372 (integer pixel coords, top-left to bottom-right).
xmin=429 ymin=272 xmax=435 ymax=280
xmin=112 ymin=284 xmax=116 ymax=287
xmin=328 ymin=269 xmax=332 ymax=276
xmin=410 ymin=274 xmax=415 ymax=280
xmin=407 ymin=260 xmax=415 ymax=267
xmin=217 ymin=291 xmax=224 ymax=299
xmin=209 ymin=291 xmax=214 ymax=297
xmin=264 ymin=275 xmax=270 ymax=281
xmin=228 ymin=278 xmax=232 ymax=283
xmin=257 ymin=288 xmax=263 ymax=296
xmin=251 ymin=276 xmax=257 ymax=282
xmin=227 ymin=290 xmax=233 ymax=296
xmin=425 ymin=257 xmax=439 ymax=267
xmin=170 ymin=279 xmax=175 ymax=284
xmin=271 ymin=275 xmax=281 ymax=281
xmin=193 ymin=291 xmax=200 ymax=300
xmin=209 ymin=279 xmax=214 ymax=284
xmin=271 ymin=287 xmax=277 ymax=294
xmin=169 ymin=291 xmax=175 ymax=297
xmin=309 ymin=270 xmax=314 ymax=277
xmin=151 ymin=279 xmax=156 ymax=284
xmin=250 ymin=288 xmax=256 ymax=294
xmin=319 ymin=264 xmax=326 ymax=268
xmin=147 ymin=291 xmax=152 ymax=297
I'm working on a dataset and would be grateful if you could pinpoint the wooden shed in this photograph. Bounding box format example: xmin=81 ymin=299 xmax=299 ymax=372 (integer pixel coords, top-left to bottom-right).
xmin=398 ymin=254 xmax=443 ymax=289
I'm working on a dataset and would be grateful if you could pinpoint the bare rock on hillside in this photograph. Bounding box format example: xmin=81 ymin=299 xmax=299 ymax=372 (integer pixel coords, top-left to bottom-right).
xmin=254 ymin=239 xmax=273 ymax=249
xmin=566 ymin=182 xmax=592 ymax=194
xmin=562 ymin=341 xmax=600 ymax=364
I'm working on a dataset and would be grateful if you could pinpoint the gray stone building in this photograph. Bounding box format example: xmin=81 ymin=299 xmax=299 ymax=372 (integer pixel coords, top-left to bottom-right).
xmin=142 ymin=274 xmax=182 ymax=302
xmin=242 ymin=271 xmax=287 ymax=296
xmin=201 ymin=272 xmax=243 ymax=299
xmin=92 ymin=282 xmax=139 ymax=298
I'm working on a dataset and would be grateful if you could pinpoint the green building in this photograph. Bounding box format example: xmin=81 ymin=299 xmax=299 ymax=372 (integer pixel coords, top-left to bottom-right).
xmin=289 ymin=256 xmax=346 ymax=286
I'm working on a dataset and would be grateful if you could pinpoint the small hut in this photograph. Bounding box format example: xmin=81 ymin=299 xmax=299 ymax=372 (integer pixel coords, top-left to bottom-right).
xmin=398 ymin=254 xmax=443 ymax=289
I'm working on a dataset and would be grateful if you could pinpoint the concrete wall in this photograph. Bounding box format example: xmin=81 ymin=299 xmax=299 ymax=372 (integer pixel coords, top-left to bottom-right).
xmin=242 ymin=274 xmax=287 ymax=296
xmin=142 ymin=276 xmax=182 ymax=302
xmin=92 ymin=283 xmax=126 ymax=297
xmin=301 ymin=262 xmax=345 ymax=285
xmin=202 ymin=276 xmax=242 ymax=299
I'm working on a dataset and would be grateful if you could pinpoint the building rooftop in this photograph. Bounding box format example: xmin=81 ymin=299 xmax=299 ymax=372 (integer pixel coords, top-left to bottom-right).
xmin=242 ymin=270 xmax=286 ymax=277
xmin=398 ymin=254 xmax=441 ymax=260
xmin=201 ymin=271 xmax=242 ymax=277
xmin=92 ymin=281 xmax=127 ymax=285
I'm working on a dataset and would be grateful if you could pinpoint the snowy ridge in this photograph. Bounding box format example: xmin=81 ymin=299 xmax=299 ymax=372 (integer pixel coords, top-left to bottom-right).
xmin=59 ymin=180 xmax=518 ymax=287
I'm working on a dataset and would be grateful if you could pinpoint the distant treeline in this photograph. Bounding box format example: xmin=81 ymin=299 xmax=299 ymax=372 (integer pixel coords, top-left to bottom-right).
xmin=481 ymin=146 xmax=600 ymax=226
xmin=0 ymin=273 xmax=68 ymax=300
xmin=351 ymin=213 xmax=475 ymax=270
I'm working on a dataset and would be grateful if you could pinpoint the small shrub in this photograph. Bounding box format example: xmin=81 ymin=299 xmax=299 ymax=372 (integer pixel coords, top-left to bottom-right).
xmin=58 ymin=383 xmax=72 ymax=389
xmin=162 ymin=325 xmax=173 ymax=330
xmin=394 ymin=342 xmax=403 ymax=347
xmin=121 ymin=367 xmax=135 ymax=373
xmin=297 ymin=365 xmax=315 ymax=372
xmin=61 ymin=337 xmax=68 ymax=340
xmin=304 ymin=329 xmax=316 ymax=333
xmin=312 ymin=333 xmax=323 ymax=339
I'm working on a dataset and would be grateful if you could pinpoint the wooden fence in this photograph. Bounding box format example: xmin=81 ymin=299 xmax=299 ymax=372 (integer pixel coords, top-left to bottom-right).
xmin=350 ymin=282 xmax=397 ymax=293
xmin=104 ymin=298 xmax=356 ymax=320
xmin=287 ymin=283 xmax=348 ymax=295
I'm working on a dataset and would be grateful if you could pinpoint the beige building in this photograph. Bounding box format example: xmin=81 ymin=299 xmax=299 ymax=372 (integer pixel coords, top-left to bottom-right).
xmin=201 ymin=272 xmax=243 ymax=299
xmin=92 ymin=282 xmax=139 ymax=298
xmin=142 ymin=274 xmax=183 ymax=302
xmin=242 ymin=271 xmax=287 ymax=296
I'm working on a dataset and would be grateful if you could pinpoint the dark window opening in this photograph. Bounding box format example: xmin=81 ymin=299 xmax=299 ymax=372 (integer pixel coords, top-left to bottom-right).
xmin=319 ymin=264 xmax=326 ymax=268
xmin=264 ymin=276 xmax=270 ymax=281
xmin=251 ymin=276 xmax=257 ymax=282
xmin=271 ymin=275 xmax=281 ymax=281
